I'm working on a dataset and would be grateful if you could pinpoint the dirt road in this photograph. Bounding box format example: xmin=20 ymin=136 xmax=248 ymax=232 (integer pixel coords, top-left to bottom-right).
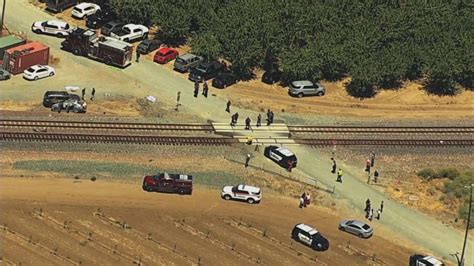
xmin=0 ymin=177 xmax=421 ymax=265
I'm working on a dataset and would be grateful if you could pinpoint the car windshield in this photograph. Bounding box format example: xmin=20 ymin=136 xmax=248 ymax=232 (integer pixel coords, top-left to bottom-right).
xmin=41 ymin=21 xmax=47 ymax=26
xmin=64 ymin=24 xmax=70 ymax=30
xmin=362 ymin=224 xmax=370 ymax=230
xmin=175 ymin=58 xmax=185 ymax=64
xmin=26 ymin=67 xmax=35 ymax=72
xmin=73 ymin=7 xmax=82 ymax=12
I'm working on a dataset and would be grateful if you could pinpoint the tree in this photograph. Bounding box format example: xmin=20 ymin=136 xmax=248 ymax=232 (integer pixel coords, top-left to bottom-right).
xmin=190 ymin=32 xmax=221 ymax=62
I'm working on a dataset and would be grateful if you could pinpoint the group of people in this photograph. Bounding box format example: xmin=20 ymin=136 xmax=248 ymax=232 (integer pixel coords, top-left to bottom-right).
xmin=299 ymin=192 xmax=311 ymax=208
xmin=331 ymin=157 xmax=344 ymax=183
xmin=228 ymin=106 xmax=275 ymax=129
xmin=365 ymin=198 xmax=384 ymax=221
xmin=365 ymin=151 xmax=380 ymax=184
xmin=81 ymin=87 xmax=96 ymax=101
xmin=194 ymin=80 xmax=209 ymax=98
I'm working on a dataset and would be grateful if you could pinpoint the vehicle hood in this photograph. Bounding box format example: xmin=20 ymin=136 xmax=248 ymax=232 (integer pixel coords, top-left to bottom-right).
xmin=143 ymin=175 xmax=155 ymax=182
xmin=33 ymin=21 xmax=43 ymax=28
xmin=222 ymin=186 xmax=233 ymax=193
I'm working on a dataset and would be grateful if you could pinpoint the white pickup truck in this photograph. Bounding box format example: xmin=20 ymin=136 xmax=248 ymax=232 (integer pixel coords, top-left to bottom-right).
xmin=110 ymin=24 xmax=148 ymax=43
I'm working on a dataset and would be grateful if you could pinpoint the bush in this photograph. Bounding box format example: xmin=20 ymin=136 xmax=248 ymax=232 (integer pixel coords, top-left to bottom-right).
xmin=346 ymin=79 xmax=376 ymax=99
xmin=417 ymin=168 xmax=436 ymax=180
xmin=459 ymin=203 xmax=474 ymax=229
xmin=444 ymin=171 xmax=474 ymax=198
xmin=437 ymin=167 xmax=460 ymax=180
xmin=90 ymin=176 xmax=97 ymax=182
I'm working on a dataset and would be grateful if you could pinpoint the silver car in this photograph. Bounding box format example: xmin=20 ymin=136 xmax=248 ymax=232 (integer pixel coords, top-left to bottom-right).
xmin=338 ymin=220 xmax=373 ymax=238
xmin=288 ymin=80 xmax=325 ymax=98
xmin=0 ymin=69 xmax=11 ymax=80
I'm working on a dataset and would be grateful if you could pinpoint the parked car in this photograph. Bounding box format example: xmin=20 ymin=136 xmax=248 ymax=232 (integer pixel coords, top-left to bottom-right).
xmin=51 ymin=98 xmax=87 ymax=113
xmin=264 ymin=145 xmax=297 ymax=169
xmin=100 ymin=21 xmax=124 ymax=36
xmin=262 ymin=69 xmax=282 ymax=84
xmin=46 ymin=0 xmax=78 ymax=13
xmin=288 ymin=80 xmax=325 ymax=98
xmin=142 ymin=172 xmax=193 ymax=195
xmin=221 ymin=184 xmax=261 ymax=204
xmin=110 ymin=24 xmax=148 ymax=42
xmin=153 ymin=47 xmax=178 ymax=64
xmin=43 ymin=91 xmax=80 ymax=107
xmin=0 ymin=69 xmax=11 ymax=80
xmin=71 ymin=2 xmax=100 ymax=19
xmin=291 ymin=223 xmax=330 ymax=251
xmin=23 ymin=65 xmax=55 ymax=81
xmin=212 ymin=72 xmax=237 ymax=89
xmin=86 ymin=9 xmax=116 ymax=29
xmin=188 ymin=61 xmax=224 ymax=82
xmin=137 ymin=39 xmax=162 ymax=54
xmin=338 ymin=220 xmax=373 ymax=238
xmin=173 ymin=53 xmax=203 ymax=72
xmin=409 ymin=254 xmax=444 ymax=266
xmin=31 ymin=20 xmax=74 ymax=37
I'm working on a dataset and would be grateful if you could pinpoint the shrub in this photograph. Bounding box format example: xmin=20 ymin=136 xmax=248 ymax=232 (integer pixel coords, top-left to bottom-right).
xmin=459 ymin=203 xmax=474 ymax=229
xmin=90 ymin=176 xmax=97 ymax=182
xmin=417 ymin=168 xmax=436 ymax=180
xmin=437 ymin=167 xmax=460 ymax=180
xmin=444 ymin=171 xmax=473 ymax=198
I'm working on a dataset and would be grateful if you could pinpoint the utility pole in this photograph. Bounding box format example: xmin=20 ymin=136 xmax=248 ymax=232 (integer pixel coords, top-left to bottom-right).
xmin=459 ymin=184 xmax=473 ymax=266
xmin=0 ymin=0 xmax=6 ymax=37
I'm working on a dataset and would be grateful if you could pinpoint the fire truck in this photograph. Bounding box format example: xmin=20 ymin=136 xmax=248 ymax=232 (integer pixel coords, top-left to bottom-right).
xmin=61 ymin=28 xmax=132 ymax=68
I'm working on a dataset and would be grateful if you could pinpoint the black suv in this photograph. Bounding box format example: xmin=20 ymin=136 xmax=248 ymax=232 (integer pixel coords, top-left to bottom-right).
xmin=291 ymin=223 xmax=329 ymax=251
xmin=86 ymin=9 xmax=116 ymax=29
xmin=212 ymin=72 xmax=237 ymax=89
xmin=188 ymin=61 xmax=224 ymax=82
xmin=43 ymin=91 xmax=80 ymax=107
xmin=137 ymin=39 xmax=162 ymax=54
xmin=100 ymin=21 xmax=124 ymax=36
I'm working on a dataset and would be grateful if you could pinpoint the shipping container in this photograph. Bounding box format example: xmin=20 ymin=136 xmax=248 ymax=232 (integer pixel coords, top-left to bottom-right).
xmin=0 ymin=35 xmax=26 ymax=59
xmin=3 ymin=42 xmax=50 ymax=75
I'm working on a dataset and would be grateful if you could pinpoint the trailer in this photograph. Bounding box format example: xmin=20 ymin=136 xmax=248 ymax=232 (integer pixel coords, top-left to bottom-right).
xmin=0 ymin=35 xmax=26 ymax=59
xmin=2 ymin=42 xmax=49 ymax=75
xmin=61 ymin=28 xmax=132 ymax=68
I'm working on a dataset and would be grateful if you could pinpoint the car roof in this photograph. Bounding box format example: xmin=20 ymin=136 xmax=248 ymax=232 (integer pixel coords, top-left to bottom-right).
xmin=46 ymin=20 xmax=68 ymax=27
xmin=275 ymin=147 xmax=294 ymax=157
xmin=179 ymin=53 xmax=199 ymax=60
xmin=75 ymin=3 xmax=96 ymax=9
xmin=292 ymin=80 xmax=314 ymax=87
xmin=237 ymin=184 xmax=260 ymax=193
xmin=296 ymin=223 xmax=319 ymax=235
xmin=28 ymin=65 xmax=45 ymax=70
xmin=348 ymin=220 xmax=367 ymax=227
xmin=158 ymin=47 xmax=174 ymax=53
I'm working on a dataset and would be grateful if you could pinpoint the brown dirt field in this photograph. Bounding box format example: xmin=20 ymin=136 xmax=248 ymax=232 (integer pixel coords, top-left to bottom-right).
xmin=0 ymin=177 xmax=425 ymax=265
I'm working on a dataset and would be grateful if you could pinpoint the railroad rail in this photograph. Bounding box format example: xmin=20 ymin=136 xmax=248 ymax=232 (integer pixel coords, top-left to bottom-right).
xmin=0 ymin=132 xmax=237 ymax=145
xmin=296 ymin=139 xmax=473 ymax=146
xmin=288 ymin=125 xmax=474 ymax=134
xmin=0 ymin=119 xmax=214 ymax=132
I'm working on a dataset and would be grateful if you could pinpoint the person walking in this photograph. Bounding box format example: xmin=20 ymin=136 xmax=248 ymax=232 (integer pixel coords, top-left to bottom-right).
xmin=266 ymin=109 xmax=271 ymax=126
xmin=374 ymin=170 xmax=379 ymax=183
xmin=336 ymin=168 xmax=343 ymax=183
xmin=269 ymin=110 xmax=274 ymax=125
xmin=226 ymin=100 xmax=231 ymax=113
xmin=230 ymin=114 xmax=236 ymax=126
xmin=202 ymin=81 xmax=209 ymax=98
xmin=365 ymin=159 xmax=371 ymax=173
xmin=245 ymin=153 xmax=251 ymax=168
xmin=245 ymin=117 xmax=251 ymax=130
xmin=234 ymin=112 xmax=239 ymax=125
xmin=193 ymin=80 xmax=199 ymax=98
xmin=380 ymin=200 xmax=384 ymax=213
xmin=331 ymin=158 xmax=337 ymax=173
xmin=370 ymin=151 xmax=376 ymax=167
xmin=136 ymin=50 xmax=141 ymax=63
xmin=91 ymin=88 xmax=96 ymax=101
xmin=376 ymin=209 xmax=381 ymax=220
xmin=365 ymin=198 xmax=371 ymax=212
xmin=81 ymin=88 xmax=86 ymax=100
xmin=256 ymin=114 xmax=262 ymax=127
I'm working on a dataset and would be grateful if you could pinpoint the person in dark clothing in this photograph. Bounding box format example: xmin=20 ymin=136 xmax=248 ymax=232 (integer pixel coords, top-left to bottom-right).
xmin=245 ymin=153 xmax=251 ymax=167
xmin=370 ymin=151 xmax=376 ymax=167
xmin=380 ymin=200 xmax=384 ymax=213
xmin=230 ymin=115 xmax=235 ymax=126
xmin=194 ymin=81 xmax=199 ymax=98
xmin=91 ymin=88 xmax=96 ymax=101
xmin=136 ymin=50 xmax=140 ymax=63
xmin=374 ymin=170 xmax=379 ymax=183
xmin=365 ymin=159 xmax=371 ymax=173
xmin=266 ymin=109 xmax=271 ymax=126
xmin=226 ymin=100 xmax=231 ymax=112
xmin=256 ymin=114 xmax=262 ymax=127
xmin=365 ymin=198 xmax=371 ymax=212
xmin=65 ymin=104 xmax=71 ymax=113
xmin=331 ymin=158 xmax=337 ymax=173
xmin=202 ymin=81 xmax=209 ymax=97
xmin=234 ymin=112 xmax=239 ymax=125
xmin=82 ymin=88 xmax=86 ymax=100
xmin=269 ymin=110 xmax=274 ymax=124
xmin=245 ymin=117 xmax=251 ymax=130
xmin=287 ymin=160 xmax=294 ymax=172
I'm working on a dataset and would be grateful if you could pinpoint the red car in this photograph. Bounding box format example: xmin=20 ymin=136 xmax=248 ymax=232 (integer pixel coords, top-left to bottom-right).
xmin=153 ymin=47 xmax=179 ymax=64
xmin=142 ymin=172 xmax=193 ymax=195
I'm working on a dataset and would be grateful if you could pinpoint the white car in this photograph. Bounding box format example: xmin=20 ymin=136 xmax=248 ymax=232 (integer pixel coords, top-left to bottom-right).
xmin=72 ymin=3 xmax=101 ymax=19
xmin=31 ymin=20 xmax=74 ymax=37
xmin=23 ymin=65 xmax=55 ymax=81
xmin=221 ymin=184 xmax=261 ymax=204
xmin=110 ymin=24 xmax=149 ymax=42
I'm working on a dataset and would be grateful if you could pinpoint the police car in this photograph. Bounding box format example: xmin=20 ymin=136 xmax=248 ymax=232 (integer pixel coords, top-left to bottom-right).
xmin=221 ymin=184 xmax=261 ymax=204
xmin=31 ymin=20 xmax=74 ymax=37
xmin=264 ymin=145 xmax=297 ymax=169
xmin=291 ymin=223 xmax=329 ymax=251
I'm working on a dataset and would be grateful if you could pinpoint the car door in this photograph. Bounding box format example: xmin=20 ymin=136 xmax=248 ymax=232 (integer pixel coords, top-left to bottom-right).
xmin=84 ymin=6 xmax=93 ymax=16
xmin=133 ymin=28 xmax=142 ymax=39
xmin=45 ymin=23 xmax=58 ymax=34
xmin=347 ymin=224 xmax=360 ymax=235
xmin=36 ymin=68 xmax=47 ymax=78
xmin=298 ymin=231 xmax=312 ymax=246
xmin=269 ymin=149 xmax=282 ymax=163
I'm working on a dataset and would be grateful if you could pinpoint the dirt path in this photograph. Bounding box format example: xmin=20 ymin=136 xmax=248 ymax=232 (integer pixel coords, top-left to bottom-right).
xmin=0 ymin=177 xmax=422 ymax=265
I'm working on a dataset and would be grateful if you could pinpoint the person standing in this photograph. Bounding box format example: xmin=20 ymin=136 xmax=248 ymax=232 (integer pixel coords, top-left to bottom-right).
xmin=266 ymin=109 xmax=271 ymax=126
xmin=234 ymin=112 xmax=239 ymax=125
xmin=269 ymin=110 xmax=274 ymax=124
xmin=81 ymin=88 xmax=86 ymax=100
xmin=365 ymin=198 xmax=371 ymax=212
xmin=380 ymin=201 xmax=384 ymax=213
xmin=376 ymin=209 xmax=381 ymax=220
xmin=374 ymin=170 xmax=379 ymax=183
xmin=365 ymin=159 xmax=371 ymax=173
xmin=287 ymin=160 xmax=294 ymax=172
xmin=331 ymin=158 xmax=337 ymax=173
xmin=245 ymin=117 xmax=251 ymax=130
xmin=368 ymin=208 xmax=374 ymax=221
xmin=245 ymin=153 xmax=251 ymax=168
xmin=226 ymin=100 xmax=231 ymax=113
xmin=370 ymin=151 xmax=376 ymax=167
xmin=203 ymin=81 xmax=209 ymax=97
xmin=193 ymin=80 xmax=199 ymax=98
xmin=136 ymin=50 xmax=141 ymax=63
xmin=230 ymin=113 xmax=236 ymax=126
xmin=91 ymin=88 xmax=96 ymax=101
xmin=367 ymin=172 xmax=371 ymax=184
xmin=336 ymin=168 xmax=343 ymax=183
xmin=256 ymin=114 xmax=262 ymax=127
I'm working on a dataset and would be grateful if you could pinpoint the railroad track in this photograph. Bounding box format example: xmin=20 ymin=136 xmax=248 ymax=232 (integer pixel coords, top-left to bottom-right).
xmin=288 ymin=125 xmax=474 ymax=134
xmin=296 ymin=139 xmax=473 ymax=146
xmin=0 ymin=132 xmax=237 ymax=145
xmin=0 ymin=119 xmax=214 ymax=132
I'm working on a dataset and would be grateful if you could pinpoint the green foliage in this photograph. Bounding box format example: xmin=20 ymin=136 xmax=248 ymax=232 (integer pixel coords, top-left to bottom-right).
xmin=109 ymin=0 xmax=473 ymax=95
xmin=443 ymin=170 xmax=474 ymax=228
xmin=417 ymin=168 xmax=436 ymax=180
xmin=417 ymin=167 xmax=461 ymax=180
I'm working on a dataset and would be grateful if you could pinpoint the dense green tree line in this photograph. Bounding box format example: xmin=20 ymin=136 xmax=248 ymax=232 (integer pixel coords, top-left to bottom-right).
xmin=109 ymin=0 xmax=473 ymax=97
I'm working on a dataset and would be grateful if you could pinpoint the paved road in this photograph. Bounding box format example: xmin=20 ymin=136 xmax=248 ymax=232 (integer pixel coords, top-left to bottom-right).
xmin=2 ymin=0 xmax=473 ymax=264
